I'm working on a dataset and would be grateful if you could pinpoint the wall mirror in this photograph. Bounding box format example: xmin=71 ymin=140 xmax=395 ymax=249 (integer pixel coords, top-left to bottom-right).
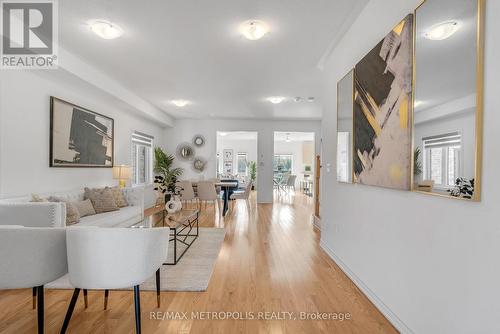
xmin=337 ymin=70 xmax=354 ymax=183
xmin=412 ymin=0 xmax=483 ymax=200
xmin=176 ymin=143 xmax=195 ymax=161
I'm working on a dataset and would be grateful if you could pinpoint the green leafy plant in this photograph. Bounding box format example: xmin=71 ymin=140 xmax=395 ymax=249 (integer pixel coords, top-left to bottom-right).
xmin=153 ymin=147 xmax=183 ymax=196
xmin=249 ymin=161 xmax=257 ymax=182
xmin=414 ymin=147 xmax=423 ymax=176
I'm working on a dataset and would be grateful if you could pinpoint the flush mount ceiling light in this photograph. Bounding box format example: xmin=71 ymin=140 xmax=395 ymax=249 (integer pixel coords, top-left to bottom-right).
xmin=172 ymin=100 xmax=189 ymax=107
xmin=239 ymin=20 xmax=269 ymax=40
xmin=424 ymin=21 xmax=459 ymax=40
xmin=307 ymin=97 xmax=315 ymax=103
xmin=267 ymin=96 xmax=285 ymax=104
xmin=89 ymin=20 xmax=123 ymax=39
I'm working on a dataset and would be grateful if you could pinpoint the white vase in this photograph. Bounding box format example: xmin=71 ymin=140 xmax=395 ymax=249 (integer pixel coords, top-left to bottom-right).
xmin=165 ymin=196 xmax=182 ymax=213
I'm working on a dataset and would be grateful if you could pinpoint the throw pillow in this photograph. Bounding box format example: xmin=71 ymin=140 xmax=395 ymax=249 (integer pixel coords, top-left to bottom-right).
xmin=30 ymin=194 xmax=48 ymax=202
xmin=109 ymin=186 xmax=128 ymax=207
xmin=73 ymin=199 xmax=96 ymax=217
xmin=84 ymin=187 xmax=119 ymax=213
xmin=47 ymin=196 xmax=80 ymax=225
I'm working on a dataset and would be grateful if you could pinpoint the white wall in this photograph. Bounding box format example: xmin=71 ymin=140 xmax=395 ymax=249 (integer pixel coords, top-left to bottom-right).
xmin=320 ymin=0 xmax=499 ymax=333
xmin=0 ymin=70 xmax=165 ymax=198
xmin=164 ymin=119 xmax=321 ymax=203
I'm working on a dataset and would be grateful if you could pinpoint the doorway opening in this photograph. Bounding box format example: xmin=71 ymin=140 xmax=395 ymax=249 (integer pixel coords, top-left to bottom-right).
xmin=273 ymin=132 xmax=316 ymax=202
xmin=216 ymin=131 xmax=258 ymax=193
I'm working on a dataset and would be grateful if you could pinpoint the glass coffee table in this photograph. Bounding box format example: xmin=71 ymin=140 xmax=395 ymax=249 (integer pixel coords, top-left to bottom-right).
xmin=132 ymin=207 xmax=199 ymax=265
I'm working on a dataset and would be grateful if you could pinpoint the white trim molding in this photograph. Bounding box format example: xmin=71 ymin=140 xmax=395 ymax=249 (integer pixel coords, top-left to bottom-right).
xmin=319 ymin=240 xmax=414 ymax=334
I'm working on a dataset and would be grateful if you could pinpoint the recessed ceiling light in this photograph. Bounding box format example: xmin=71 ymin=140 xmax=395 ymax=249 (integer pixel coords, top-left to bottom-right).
xmin=267 ymin=96 xmax=285 ymax=104
xmin=307 ymin=97 xmax=315 ymax=103
xmin=294 ymin=97 xmax=302 ymax=103
xmin=172 ymin=100 xmax=189 ymax=107
xmin=89 ymin=20 xmax=123 ymax=40
xmin=239 ymin=20 xmax=269 ymax=40
xmin=424 ymin=21 xmax=459 ymax=41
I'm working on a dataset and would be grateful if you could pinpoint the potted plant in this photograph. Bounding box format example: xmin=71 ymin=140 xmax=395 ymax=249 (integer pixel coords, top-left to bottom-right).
xmin=153 ymin=147 xmax=183 ymax=203
xmin=248 ymin=161 xmax=257 ymax=190
xmin=414 ymin=147 xmax=423 ymax=181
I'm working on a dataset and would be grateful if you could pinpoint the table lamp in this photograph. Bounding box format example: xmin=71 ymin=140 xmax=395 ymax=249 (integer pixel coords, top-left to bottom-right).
xmin=113 ymin=165 xmax=131 ymax=188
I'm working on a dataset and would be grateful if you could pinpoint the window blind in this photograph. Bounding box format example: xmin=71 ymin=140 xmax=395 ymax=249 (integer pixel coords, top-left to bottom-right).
xmin=423 ymin=132 xmax=461 ymax=149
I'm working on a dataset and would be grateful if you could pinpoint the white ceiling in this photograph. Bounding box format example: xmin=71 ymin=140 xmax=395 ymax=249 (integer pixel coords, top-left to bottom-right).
xmin=58 ymin=0 xmax=368 ymax=121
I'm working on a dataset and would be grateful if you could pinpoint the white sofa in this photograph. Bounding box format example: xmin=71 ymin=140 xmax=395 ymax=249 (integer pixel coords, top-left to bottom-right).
xmin=0 ymin=187 xmax=144 ymax=228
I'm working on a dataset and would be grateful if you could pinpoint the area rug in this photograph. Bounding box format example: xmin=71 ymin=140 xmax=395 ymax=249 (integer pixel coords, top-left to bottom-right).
xmin=47 ymin=228 xmax=225 ymax=292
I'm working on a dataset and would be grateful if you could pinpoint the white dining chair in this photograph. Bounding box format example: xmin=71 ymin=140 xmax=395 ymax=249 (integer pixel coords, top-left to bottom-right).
xmin=0 ymin=226 xmax=68 ymax=334
xmin=60 ymin=227 xmax=170 ymax=334
xmin=176 ymin=180 xmax=197 ymax=208
xmin=197 ymin=181 xmax=222 ymax=219
xmin=230 ymin=180 xmax=252 ymax=211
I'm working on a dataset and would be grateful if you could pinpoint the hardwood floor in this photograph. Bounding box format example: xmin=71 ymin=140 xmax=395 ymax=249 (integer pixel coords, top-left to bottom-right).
xmin=0 ymin=191 xmax=397 ymax=334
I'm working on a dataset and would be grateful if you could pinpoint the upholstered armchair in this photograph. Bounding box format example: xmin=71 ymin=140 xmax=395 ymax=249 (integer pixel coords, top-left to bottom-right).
xmin=0 ymin=226 xmax=68 ymax=333
xmin=60 ymin=227 xmax=170 ymax=334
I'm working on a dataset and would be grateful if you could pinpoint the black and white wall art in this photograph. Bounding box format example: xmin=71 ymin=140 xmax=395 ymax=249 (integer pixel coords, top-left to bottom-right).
xmin=50 ymin=97 xmax=114 ymax=167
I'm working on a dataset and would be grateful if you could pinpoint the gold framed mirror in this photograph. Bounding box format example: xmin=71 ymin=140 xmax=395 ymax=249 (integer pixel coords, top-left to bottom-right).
xmin=412 ymin=0 xmax=484 ymax=201
xmin=337 ymin=70 xmax=354 ymax=183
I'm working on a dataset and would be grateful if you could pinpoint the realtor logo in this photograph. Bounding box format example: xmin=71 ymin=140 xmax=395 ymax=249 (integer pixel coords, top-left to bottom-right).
xmin=1 ymin=0 xmax=58 ymax=69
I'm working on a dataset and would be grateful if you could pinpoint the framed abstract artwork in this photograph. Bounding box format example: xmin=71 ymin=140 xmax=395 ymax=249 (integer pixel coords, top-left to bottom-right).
xmin=50 ymin=97 xmax=114 ymax=167
xmin=353 ymin=14 xmax=414 ymax=190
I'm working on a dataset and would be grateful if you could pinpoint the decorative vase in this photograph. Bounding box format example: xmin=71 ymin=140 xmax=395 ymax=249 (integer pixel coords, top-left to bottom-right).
xmin=165 ymin=195 xmax=182 ymax=214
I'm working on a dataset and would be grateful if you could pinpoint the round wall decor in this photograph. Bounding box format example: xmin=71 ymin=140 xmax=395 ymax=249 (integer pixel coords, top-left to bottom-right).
xmin=192 ymin=157 xmax=207 ymax=173
xmin=176 ymin=142 xmax=195 ymax=161
xmin=193 ymin=134 xmax=205 ymax=147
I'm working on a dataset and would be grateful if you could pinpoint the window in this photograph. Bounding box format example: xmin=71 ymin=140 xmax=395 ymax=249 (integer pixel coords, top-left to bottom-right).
xmin=337 ymin=132 xmax=350 ymax=182
xmin=131 ymin=131 xmax=154 ymax=185
xmin=273 ymin=154 xmax=293 ymax=175
xmin=237 ymin=152 xmax=248 ymax=175
xmin=423 ymin=132 xmax=461 ymax=188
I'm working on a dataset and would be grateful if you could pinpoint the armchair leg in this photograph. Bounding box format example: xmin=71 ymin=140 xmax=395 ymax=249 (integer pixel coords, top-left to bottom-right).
xmin=36 ymin=285 xmax=44 ymax=334
xmin=155 ymin=268 xmax=161 ymax=308
xmin=83 ymin=289 xmax=88 ymax=308
xmin=60 ymin=288 xmax=80 ymax=334
xmin=133 ymin=285 xmax=142 ymax=334
xmin=104 ymin=289 xmax=109 ymax=310
xmin=32 ymin=287 xmax=37 ymax=309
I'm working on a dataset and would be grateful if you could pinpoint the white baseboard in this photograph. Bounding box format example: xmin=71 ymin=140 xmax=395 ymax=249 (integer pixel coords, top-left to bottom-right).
xmin=319 ymin=241 xmax=414 ymax=334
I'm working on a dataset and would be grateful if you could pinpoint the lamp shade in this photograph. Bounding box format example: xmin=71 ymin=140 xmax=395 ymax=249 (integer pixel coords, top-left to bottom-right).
xmin=112 ymin=165 xmax=131 ymax=180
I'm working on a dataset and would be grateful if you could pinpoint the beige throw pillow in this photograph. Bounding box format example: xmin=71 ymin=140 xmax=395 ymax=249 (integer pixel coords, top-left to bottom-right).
xmin=84 ymin=187 xmax=119 ymax=213
xmin=73 ymin=199 xmax=96 ymax=217
xmin=47 ymin=196 xmax=80 ymax=225
xmin=110 ymin=186 xmax=128 ymax=207
xmin=30 ymin=194 xmax=48 ymax=202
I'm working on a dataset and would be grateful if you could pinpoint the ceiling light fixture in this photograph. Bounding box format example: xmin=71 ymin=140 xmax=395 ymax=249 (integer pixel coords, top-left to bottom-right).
xmin=89 ymin=20 xmax=123 ymax=39
xmin=424 ymin=21 xmax=459 ymax=40
xmin=267 ymin=96 xmax=285 ymax=104
xmin=307 ymin=97 xmax=315 ymax=103
xmin=239 ymin=20 xmax=269 ymax=40
xmin=172 ymin=100 xmax=189 ymax=107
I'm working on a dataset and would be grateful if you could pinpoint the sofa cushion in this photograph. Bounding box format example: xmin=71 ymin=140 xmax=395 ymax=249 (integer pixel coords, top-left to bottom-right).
xmin=109 ymin=186 xmax=128 ymax=207
xmin=73 ymin=199 xmax=96 ymax=217
xmin=84 ymin=187 xmax=119 ymax=213
xmin=77 ymin=206 xmax=142 ymax=227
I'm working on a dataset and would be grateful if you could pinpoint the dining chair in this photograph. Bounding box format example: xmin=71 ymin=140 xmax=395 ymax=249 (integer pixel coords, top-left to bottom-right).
xmin=197 ymin=181 xmax=222 ymax=219
xmin=230 ymin=180 xmax=252 ymax=211
xmin=285 ymin=175 xmax=297 ymax=192
xmin=0 ymin=226 xmax=68 ymax=334
xmin=60 ymin=227 xmax=170 ymax=334
xmin=208 ymin=178 xmax=222 ymax=195
xmin=176 ymin=180 xmax=197 ymax=208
